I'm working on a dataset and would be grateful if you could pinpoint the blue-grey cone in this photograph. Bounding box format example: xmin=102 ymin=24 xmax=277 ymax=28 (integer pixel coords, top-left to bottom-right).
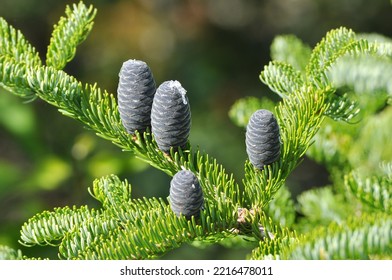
xmin=245 ymin=109 xmax=281 ymax=170
xmin=117 ymin=59 xmax=156 ymax=135
xmin=169 ymin=170 xmax=204 ymax=219
xmin=151 ymin=80 xmax=191 ymax=153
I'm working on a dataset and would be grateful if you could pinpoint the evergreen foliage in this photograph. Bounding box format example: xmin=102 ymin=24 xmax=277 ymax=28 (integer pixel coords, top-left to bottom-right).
xmin=0 ymin=1 xmax=391 ymax=259
xmin=0 ymin=245 xmax=23 ymax=260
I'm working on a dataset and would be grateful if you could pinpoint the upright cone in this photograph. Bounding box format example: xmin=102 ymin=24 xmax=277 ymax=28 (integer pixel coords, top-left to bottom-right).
xmin=245 ymin=109 xmax=281 ymax=170
xmin=117 ymin=59 xmax=156 ymax=135
xmin=169 ymin=170 xmax=204 ymax=219
xmin=151 ymin=80 xmax=191 ymax=153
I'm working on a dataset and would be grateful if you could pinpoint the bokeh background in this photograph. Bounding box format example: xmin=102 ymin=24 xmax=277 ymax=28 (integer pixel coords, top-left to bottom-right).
xmin=1 ymin=0 xmax=391 ymax=259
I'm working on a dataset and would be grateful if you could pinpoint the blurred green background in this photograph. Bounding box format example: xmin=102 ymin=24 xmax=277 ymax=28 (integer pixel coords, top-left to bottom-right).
xmin=1 ymin=0 xmax=391 ymax=259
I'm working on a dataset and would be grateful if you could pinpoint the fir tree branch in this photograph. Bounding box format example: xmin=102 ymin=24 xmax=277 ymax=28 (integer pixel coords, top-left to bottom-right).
xmin=265 ymin=185 xmax=295 ymax=228
xmin=0 ymin=245 xmax=23 ymax=260
xmin=244 ymin=28 xmax=382 ymax=211
xmin=20 ymin=174 xmax=240 ymax=259
xmin=19 ymin=205 xmax=101 ymax=247
xmin=75 ymin=202 xmax=235 ymax=259
xmin=328 ymin=54 xmax=392 ymax=96
xmin=348 ymin=106 xmax=392 ymax=173
xmin=306 ymin=27 xmax=375 ymax=89
xmin=242 ymin=85 xmax=330 ymax=209
xmin=247 ymin=212 xmax=297 ymax=260
xmin=88 ymin=175 xmax=132 ymax=211
xmin=24 ymin=63 xmax=241 ymax=207
xmin=0 ymin=56 xmax=33 ymax=98
xmin=270 ymin=34 xmax=311 ymax=73
xmin=380 ymin=162 xmax=392 ymax=179
xmin=0 ymin=17 xmax=41 ymax=66
xmin=358 ymin=33 xmax=392 ymax=57
xmin=284 ymin=213 xmax=392 ymax=259
xmin=345 ymin=170 xmax=392 ymax=214
xmin=260 ymin=61 xmax=304 ymax=99
xmin=46 ymin=2 xmax=97 ymax=69
xmin=324 ymin=91 xmax=359 ymax=122
xmin=2 ymin=3 xmax=390 ymax=259
xmin=296 ymin=187 xmax=354 ymax=232
xmin=0 ymin=16 xmax=41 ymax=99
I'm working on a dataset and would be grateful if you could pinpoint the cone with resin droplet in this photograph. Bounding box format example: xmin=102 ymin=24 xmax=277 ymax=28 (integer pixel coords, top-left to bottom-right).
xmin=245 ymin=109 xmax=281 ymax=170
xmin=151 ymin=80 xmax=191 ymax=153
xmin=169 ymin=170 xmax=204 ymax=219
xmin=117 ymin=59 xmax=156 ymax=135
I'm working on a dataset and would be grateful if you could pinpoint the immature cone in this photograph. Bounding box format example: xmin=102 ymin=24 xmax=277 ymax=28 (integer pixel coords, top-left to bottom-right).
xmin=245 ymin=109 xmax=281 ymax=170
xmin=117 ymin=59 xmax=156 ymax=135
xmin=151 ymin=80 xmax=191 ymax=153
xmin=169 ymin=170 xmax=204 ymax=219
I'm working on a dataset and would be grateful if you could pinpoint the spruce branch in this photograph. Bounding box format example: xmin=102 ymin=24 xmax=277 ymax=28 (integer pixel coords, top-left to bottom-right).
xmin=46 ymin=2 xmax=96 ymax=69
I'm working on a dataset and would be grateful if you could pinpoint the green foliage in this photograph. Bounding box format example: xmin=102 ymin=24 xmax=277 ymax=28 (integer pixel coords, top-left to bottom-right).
xmin=0 ymin=2 xmax=391 ymax=260
xmin=20 ymin=174 xmax=238 ymax=259
xmin=328 ymin=55 xmax=392 ymax=96
xmin=265 ymin=185 xmax=295 ymax=228
xmin=270 ymin=34 xmax=311 ymax=73
xmin=345 ymin=168 xmax=391 ymax=214
xmin=228 ymin=96 xmax=276 ymax=129
xmin=284 ymin=213 xmax=392 ymax=260
xmin=296 ymin=187 xmax=352 ymax=232
xmin=0 ymin=17 xmax=41 ymax=99
xmin=0 ymin=245 xmax=23 ymax=260
xmin=46 ymin=2 xmax=96 ymax=70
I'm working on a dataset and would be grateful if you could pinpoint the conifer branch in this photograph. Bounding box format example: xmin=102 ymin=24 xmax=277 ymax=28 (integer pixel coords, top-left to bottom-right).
xmin=0 ymin=245 xmax=23 ymax=260
xmin=247 ymin=213 xmax=297 ymax=260
xmin=345 ymin=170 xmax=392 ymax=214
xmin=46 ymin=2 xmax=96 ymax=69
xmin=19 ymin=174 xmax=240 ymax=259
xmin=243 ymin=27 xmax=379 ymax=215
xmin=260 ymin=61 xmax=304 ymax=99
xmin=19 ymin=205 xmax=100 ymax=247
xmin=284 ymin=213 xmax=392 ymax=259
xmin=270 ymin=34 xmax=311 ymax=73
xmin=328 ymin=54 xmax=392 ymax=96
xmin=1 ymin=2 xmax=391 ymax=260
xmin=0 ymin=17 xmax=41 ymax=99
